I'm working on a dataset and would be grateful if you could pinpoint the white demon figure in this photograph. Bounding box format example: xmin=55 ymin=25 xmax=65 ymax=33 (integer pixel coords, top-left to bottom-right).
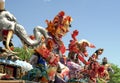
xmin=0 ymin=0 xmax=49 ymax=52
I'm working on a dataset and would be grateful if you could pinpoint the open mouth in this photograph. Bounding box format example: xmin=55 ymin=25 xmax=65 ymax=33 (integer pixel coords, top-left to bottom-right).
xmin=58 ymin=34 xmax=64 ymax=38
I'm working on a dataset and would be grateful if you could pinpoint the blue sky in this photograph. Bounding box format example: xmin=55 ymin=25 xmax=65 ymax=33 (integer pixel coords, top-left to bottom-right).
xmin=4 ymin=0 xmax=120 ymax=66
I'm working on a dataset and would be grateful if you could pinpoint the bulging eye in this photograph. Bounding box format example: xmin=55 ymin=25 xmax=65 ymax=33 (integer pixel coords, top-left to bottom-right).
xmin=5 ymin=14 xmax=13 ymax=21
xmin=7 ymin=17 xmax=11 ymax=21
xmin=5 ymin=15 xmax=11 ymax=21
xmin=6 ymin=16 xmax=16 ymax=22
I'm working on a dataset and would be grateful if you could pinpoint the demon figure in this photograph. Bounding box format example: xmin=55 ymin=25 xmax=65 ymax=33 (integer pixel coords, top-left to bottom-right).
xmin=31 ymin=11 xmax=72 ymax=66
xmin=29 ymin=11 xmax=72 ymax=82
xmin=99 ymin=57 xmax=114 ymax=82
xmin=68 ymin=30 xmax=95 ymax=65
xmin=83 ymin=48 xmax=112 ymax=83
xmin=88 ymin=48 xmax=104 ymax=62
xmin=0 ymin=0 xmax=49 ymax=53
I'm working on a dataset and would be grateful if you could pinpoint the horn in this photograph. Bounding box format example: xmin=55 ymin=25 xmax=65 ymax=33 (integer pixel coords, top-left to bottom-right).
xmin=0 ymin=0 xmax=5 ymax=10
xmin=6 ymin=30 xmax=18 ymax=54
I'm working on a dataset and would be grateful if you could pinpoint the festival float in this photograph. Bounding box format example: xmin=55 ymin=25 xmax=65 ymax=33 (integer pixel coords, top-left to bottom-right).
xmin=0 ymin=0 xmax=114 ymax=83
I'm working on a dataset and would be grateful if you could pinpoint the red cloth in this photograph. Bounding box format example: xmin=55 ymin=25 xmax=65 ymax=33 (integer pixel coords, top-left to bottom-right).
xmin=2 ymin=30 xmax=9 ymax=36
xmin=29 ymin=35 xmax=35 ymax=40
xmin=60 ymin=44 xmax=66 ymax=54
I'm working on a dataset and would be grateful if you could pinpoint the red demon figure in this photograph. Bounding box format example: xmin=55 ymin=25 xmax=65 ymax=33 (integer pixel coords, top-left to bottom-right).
xmin=68 ymin=30 xmax=95 ymax=65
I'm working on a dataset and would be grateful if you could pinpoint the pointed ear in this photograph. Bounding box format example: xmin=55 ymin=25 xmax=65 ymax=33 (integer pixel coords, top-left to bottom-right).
xmin=0 ymin=0 xmax=5 ymax=10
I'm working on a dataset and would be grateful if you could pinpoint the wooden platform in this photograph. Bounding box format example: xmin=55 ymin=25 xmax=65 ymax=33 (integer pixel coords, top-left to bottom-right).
xmin=0 ymin=80 xmax=25 ymax=83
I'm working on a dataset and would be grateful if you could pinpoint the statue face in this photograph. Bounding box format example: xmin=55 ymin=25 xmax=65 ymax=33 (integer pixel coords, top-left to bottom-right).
xmin=0 ymin=11 xmax=17 ymax=31
xmin=97 ymin=50 xmax=103 ymax=55
xmin=46 ymin=11 xmax=72 ymax=39
xmin=0 ymin=10 xmax=17 ymax=50
xmin=55 ymin=26 xmax=68 ymax=38
xmin=54 ymin=16 xmax=71 ymax=39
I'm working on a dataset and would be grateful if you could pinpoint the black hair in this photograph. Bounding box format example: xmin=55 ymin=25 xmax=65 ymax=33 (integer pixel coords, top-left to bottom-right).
xmin=95 ymin=48 xmax=104 ymax=55
xmin=0 ymin=9 xmax=6 ymax=13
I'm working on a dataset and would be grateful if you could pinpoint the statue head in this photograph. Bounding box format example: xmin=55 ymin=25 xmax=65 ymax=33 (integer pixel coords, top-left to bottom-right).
xmin=46 ymin=11 xmax=72 ymax=39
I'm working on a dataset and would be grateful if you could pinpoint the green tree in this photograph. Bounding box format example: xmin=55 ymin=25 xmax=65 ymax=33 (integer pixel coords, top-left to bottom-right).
xmin=14 ymin=47 xmax=34 ymax=61
xmin=108 ymin=64 xmax=120 ymax=83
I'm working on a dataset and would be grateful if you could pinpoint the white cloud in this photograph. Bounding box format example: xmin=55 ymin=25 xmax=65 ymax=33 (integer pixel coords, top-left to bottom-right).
xmin=43 ymin=0 xmax=52 ymax=2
